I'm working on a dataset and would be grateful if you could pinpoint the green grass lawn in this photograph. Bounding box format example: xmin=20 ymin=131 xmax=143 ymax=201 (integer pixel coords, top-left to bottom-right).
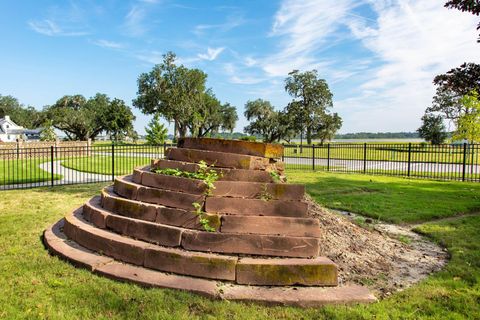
xmin=287 ymin=170 xmax=480 ymax=224
xmin=0 ymin=158 xmax=62 ymax=185
xmin=0 ymin=173 xmax=480 ymax=318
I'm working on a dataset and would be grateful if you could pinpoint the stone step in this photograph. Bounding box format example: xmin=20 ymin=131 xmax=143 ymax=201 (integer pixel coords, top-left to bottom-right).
xmin=181 ymin=229 xmax=319 ymax=258
xmin=63 ymin=209 xmax=237 ymax=281
xmin=114 ymin=175 xmax=205 ymax=211
xmin=220 ymin=215 xmax=321 ymax=238
xmin=165 ymin=147 xmax=273 ymax=170
xmin=85 ymin=196 xmax=320 ymax=258
xmin=177 ymin=137 xmax=284 ymax=158
xmin=151 ymin=159 xmax=274 ymax=183
xmin=134 ymin=166 xmax=303 ymax=200
xmin=212 ymin=180 xmax=304 ymax=200
xmin=101 ymin=187 xmax=318 ymax=238
xmin=133 ymin=168 xmax=208 ymax=195
xmin=84 ymin=197 xmax=184 ymax=247
xmin=101 ymin=186 xmax=220 ymax=231
xmin=205 ymin=196 xmax=309 ymax=218
xmin=44 ymin=220 xmax=376 ymax=307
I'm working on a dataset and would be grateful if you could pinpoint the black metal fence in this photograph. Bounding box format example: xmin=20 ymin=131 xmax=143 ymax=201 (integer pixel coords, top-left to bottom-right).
xmin=0 ymin=142 xmax=479 ymax=190
xmin=283 ymin=143 xmax=480 ymax=182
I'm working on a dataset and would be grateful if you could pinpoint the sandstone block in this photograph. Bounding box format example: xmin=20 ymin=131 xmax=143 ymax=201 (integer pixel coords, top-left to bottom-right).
xmin=178 ymin=137 xmax=283 ymax=158
xmin=236 ymin=257 xmax=337 ymax=286
xmin=181 ymin=230 xmax=319 ymax=258
xmin=221 ymin=215 xmax=320 ymax=238
xmin=144 ymin=246 xmax=237 ymax=280
xmin=113 ymin=176 xmax=139 ymax=199
xmin=141 ymin=170 xmax=207 ymax=194
xmin=101 ymin=187 xmax=157 ymax=222
xmin=105 ymin=214 xmax=182 ymax=247
xmin=205 ymin=197 xmax=309 ymax=218
xmin=83 ymin=197 xmax=107 ymax=228
xmin=151 ymin=159 xmax=273 ymax=183
xmin=212 ymin=181 xmax=304 ymax=200
xmin=136 ymin=186 xmax=205 ymax=211
xmin=166 ymin=148 xmax=270 ymax=170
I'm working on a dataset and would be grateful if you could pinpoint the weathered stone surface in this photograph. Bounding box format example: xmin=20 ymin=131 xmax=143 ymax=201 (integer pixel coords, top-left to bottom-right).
xmin=44 ymin=220 xmax=114 ymax=271
xmin=83 ymin=197 xmax=108 ymax=228
xmin=236 ymin=257 xmax=337 ymax=286
xmin=166 ymin=147 xmax=271 ymax=170
xmin=151 ymin=159 xmax=273 ymax=182
xmin=141 ymin=170 xmax=207 ymax=194
xmin=64 ymin=210 xmax=147 ymax=266
xmin=205 ymin=197 xmax=309 ymax=218
xmin=220 ymin=285 xmax=376 ymax=307
xmin=136 ymin=186 xmax=205 ymax=210
xmin=178 ymin=137 xmax=283 ymax=159
xmin=181 ymin=230 xmax=319 ymax=258
xmin=101 ymin=187 xmax=157 ymax=222
xmin=144 ymin=246 xmax=237 ymax=281
xmin=113 ymin=176 xmax=139 ymax=199
xmin=156 ymin=207 xmax=221 ymax=231
xmin=132 ymin=168 xmax=143 ymax=184
xmin=95 ymin=262 xmax=219 ymax=298
xmin=105 ymin=214 xmax=183 ymax=247
xmin=212 ymin=181 xmax=304 ymax=200
xmin=221 ymin=215 xmax=321 ymax=238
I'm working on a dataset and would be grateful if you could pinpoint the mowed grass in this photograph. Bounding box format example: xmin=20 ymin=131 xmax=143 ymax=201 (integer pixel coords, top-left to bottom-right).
xmin=0 ymin=158 xmax=62 ymax=185
xmin=0 ymin=175 xmax=480 ymax=318
xmin=287 ymin=170 xmax=480 ymax=224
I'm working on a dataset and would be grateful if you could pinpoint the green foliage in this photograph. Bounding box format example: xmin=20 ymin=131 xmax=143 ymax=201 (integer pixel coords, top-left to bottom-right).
xmin=285 ymin=69 xmax=341 ymax=144
xmin=243 ymin=99 xmax=294 ymax=143
xmin=152 ymin=160 xmax=220 ymax=232
xmin=133 ymin=52 xmax=237 ymax=140
xmin=0 ymin=94 xmax=44 ymax=128
xmin=453 ymin=90 xmax=480 ymax=143
xmin=44 ymin=93 xmax=135 ymax=141
xmin=39 ymin=120 xmax=57 ymax=142
xmin=417 ymin=113 xmax=448 ymax=144
xmin=239 ymin=135 xmax=257 ymax=142
xmin=428 ymin=63 xmax=480 ymax=121
xmin=145 ymin=114 xmax=168 ymax=145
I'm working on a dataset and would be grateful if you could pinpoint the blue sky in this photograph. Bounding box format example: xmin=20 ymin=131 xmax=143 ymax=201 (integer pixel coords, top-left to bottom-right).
xmin=0 ymin=0 xmax=479 ymax=135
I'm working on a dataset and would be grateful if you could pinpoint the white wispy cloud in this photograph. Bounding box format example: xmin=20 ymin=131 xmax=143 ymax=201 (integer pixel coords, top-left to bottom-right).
xmin=261 ymin=0 xmax=359 ymax=77
xmin=197 ymin=47 xmax=225 ymax=61
xmin=193 ymin=16 xmax=245 ymax=36
xmin=337 ymin=0 xmax=480 ymax=132
xmin=28 ymin=19 xmax=88 ymax=37
xmin=92 ymin=39 xmax=125 ymax=49
xmin=124 ymin=5 xmax=147 ymax=36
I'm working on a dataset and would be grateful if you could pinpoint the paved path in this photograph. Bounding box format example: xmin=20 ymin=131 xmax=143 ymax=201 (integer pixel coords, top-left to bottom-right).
xmin=1 ymin=161 xmax=112 ymax=190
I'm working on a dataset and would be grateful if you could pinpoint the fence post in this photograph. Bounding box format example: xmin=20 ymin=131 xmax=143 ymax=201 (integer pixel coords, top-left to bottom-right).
xmin=407 ymin=143 xmax=412 ymax=177
xmin=282 ymin=144 xmax=285 ymax=162
xmin=462 ymin=142 xmax=467 ymax=181
xmin=50 ymin=146 xmax=54 ymax=187
xmin=312 ymin=144 xmax=315 ymax=171
xmin=327 ymin=144 xmax=330 ymax=171
xmin=163 ymin=141 xmax=167 ymax=158
xmin=111 ymin=142 xmax=115 ymax=182
xmin=363 ymin=143 xmax=367 ymax=173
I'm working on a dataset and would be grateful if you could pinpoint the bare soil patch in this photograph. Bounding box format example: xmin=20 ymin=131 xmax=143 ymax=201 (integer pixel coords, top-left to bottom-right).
xmin=306 ymin=195 xmax=448 ymax=298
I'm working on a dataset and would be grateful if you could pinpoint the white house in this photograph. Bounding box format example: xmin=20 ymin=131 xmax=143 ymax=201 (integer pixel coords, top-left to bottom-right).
xmin=0 ymin=115 xmax=28 ymax=142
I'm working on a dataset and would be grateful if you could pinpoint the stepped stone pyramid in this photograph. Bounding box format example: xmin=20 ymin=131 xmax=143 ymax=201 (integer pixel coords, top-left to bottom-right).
xmin=44 ymin=138 xmax=375 ymax=307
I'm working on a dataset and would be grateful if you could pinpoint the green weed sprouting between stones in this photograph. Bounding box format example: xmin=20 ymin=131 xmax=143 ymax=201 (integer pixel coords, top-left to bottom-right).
xmin=152 ymin=160 xmax=220 ymax=232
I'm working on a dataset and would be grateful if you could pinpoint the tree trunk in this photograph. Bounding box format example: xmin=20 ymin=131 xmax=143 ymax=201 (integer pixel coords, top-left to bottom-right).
xmin=306 ymin=127 xmax=312 ymax=145
xmin=300 ymin=131 xmax=303 ymax=154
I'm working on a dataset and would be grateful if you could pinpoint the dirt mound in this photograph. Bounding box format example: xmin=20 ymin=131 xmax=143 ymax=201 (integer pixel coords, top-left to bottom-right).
xmin=306 ymin=195 xmax=448 ymax=297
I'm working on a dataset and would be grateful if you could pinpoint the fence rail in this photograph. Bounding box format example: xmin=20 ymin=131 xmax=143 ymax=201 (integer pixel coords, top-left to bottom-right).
xmin=0 ymin=142 xmax=478 ymax=190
